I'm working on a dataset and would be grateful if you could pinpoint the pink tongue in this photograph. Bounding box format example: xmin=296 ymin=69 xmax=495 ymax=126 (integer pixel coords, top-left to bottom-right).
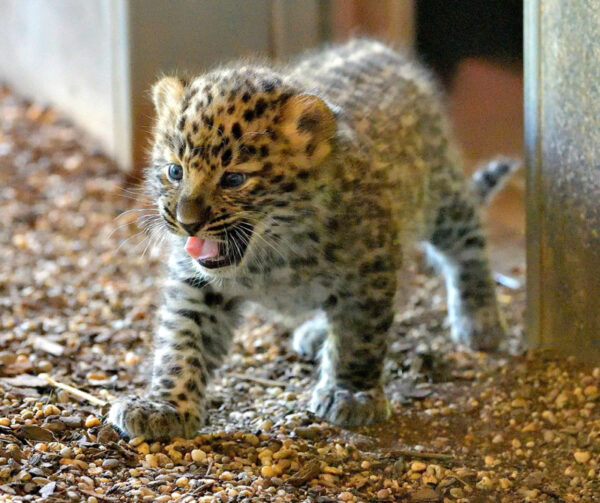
xmin=185 ymin=237 xmax=220 ymax=261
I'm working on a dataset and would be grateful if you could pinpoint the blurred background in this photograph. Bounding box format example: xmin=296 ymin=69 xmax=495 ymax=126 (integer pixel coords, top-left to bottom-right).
xmin=0 ymin=0 xmax=525 ymax=268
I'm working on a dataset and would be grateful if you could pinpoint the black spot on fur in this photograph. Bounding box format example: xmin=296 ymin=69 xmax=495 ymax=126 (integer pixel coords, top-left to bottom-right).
xmin=187 ymin=356 xmax=203 ymax=369
xmin=175 ymin=309 xmax=203 ymax=328
xmin=262 ymin=80 xmax=276 ymax=93
xmin=204 ymin=292 xmax=223 ymax=306
xmin=307 ymin=231 xmax=320 ymax=243
xmin=181 ymin=97 xmax=190 ymax=113
xmin=243 ymin=109 xmax=255 ymax=122
xmin=278 ymin=92 xmax=292 ymax=104
xmin=168 ymin=365 xmax=183 ymax=376
xmin=359 ymin=257 xmax=388 ymax=275
xmin=324 ymin=295 xmax=338 ymax=307
xmin=281 ymin=182 xmax=296 ymax=193
xmin=202 ymin=115 xmax=213 ymax=129
xmin=324 ymin=243 xmax=338 ymax=262
xmin=185 ymin=379 xmax=199 ymax=393
xmin=249 ymin=183 xmax=264 ymax=196
xmin=241 ymin=144 xmax=256 ymax=156
xmin=232 ymin=122 xmax=242 ymax=140
xmin=430 ymin=228 xmax=453 ymax=247
xmin=242 ymin=91 xmax=251 ymax=103
xmin=260 ymin=145 xmax=269 ymax=157
xmin=211 ymin=144 xmax=223 ymax=157
xmin=254 ymin=98 xmax=267 ymax=117
xmin=464 ymin=235 xmax=485 ymax=248
xmin=160 ymin=378 xmax=175 ymax=389
xmin=221 ymin=149 xmax=232 ymax=167
xmin=183 ymin=277 xmax=208 ymax=289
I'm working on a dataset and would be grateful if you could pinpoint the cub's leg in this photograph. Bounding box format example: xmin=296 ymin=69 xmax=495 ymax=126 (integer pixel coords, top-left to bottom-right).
xmin=108 ymin=276 xmax=239 ymax=440
xmin=309 ymin=264 xmax=396 ymax=427
xmin=426 ymin=193 xmax=505 ymax=351
xmin=292 ymin=311 xmax=328 ymax=360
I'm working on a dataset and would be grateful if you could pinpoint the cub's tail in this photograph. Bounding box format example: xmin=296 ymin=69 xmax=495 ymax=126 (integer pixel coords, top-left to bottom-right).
xmin=471 ymin=158 xmax=522 ymax=205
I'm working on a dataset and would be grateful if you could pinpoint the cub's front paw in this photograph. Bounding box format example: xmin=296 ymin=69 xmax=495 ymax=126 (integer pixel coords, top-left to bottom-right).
xmin=107 ymin=395 xmax=203 ymax=441
xmin=308 ymin=385 xmax=391 ymax=427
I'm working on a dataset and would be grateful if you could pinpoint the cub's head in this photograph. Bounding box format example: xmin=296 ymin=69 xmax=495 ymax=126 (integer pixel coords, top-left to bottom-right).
xmin=147 ymin=67 xmax=336 ymax=274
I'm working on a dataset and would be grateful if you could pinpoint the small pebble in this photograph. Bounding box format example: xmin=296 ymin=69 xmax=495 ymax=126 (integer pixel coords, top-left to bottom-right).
xmin=176 ymin=477 xmax=189 ymax=487
xmin=43 ymin=404 xmax=60 ymax=417
xmin=125 ymin=352 xmax=142 ymax=365
xmin=102 ymin=458 xmax=120 ymax=469
xmin=129 ymin=436 xmax=146 ymax=447
xmin=85 ymin=415 xmax=100 ymax=428
xmin=411 ymin=461 xmax=427 ymax=473
xmin=37 ymin=360 xmax=53 ymax=373
xmin=574 ymin=451 xmax=591 ymax=464
xmin=60 ymin=447 xmax=74 ymax=458
xmin=261 ymin=466 xmax=277 ymax=478
xmin=376 ymin=488 xmax=390 ymax=499
xmin=191 ymin=449 xmax=207 ymax=463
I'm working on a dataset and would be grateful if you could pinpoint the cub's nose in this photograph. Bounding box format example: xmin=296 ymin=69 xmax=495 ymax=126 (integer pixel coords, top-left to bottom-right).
xmin=176 ymin=197 xmax=211 ymax=235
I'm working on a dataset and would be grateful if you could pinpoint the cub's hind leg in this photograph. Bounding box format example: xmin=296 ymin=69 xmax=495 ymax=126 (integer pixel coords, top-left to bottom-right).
xmin=426 ymin=193 xmax=505 ymax=351
xmin=308 ymin=261 xmax=397 ymax=427
xmin=292 ymin=311 xmax=328 ymax=361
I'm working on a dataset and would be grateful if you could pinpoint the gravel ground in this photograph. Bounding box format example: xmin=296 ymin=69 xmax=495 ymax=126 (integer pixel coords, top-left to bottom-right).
xmin=0 ymin=87 xmax=599 ymax=502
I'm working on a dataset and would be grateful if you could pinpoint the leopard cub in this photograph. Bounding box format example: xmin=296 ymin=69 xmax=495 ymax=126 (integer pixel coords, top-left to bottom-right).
xmin=108 ymin=39 xmax=513 ymax=440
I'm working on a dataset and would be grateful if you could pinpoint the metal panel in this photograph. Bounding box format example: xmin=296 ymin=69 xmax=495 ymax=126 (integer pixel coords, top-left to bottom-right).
xmin=0 ymin=0 xmax=115 ymax=152
xmin=330 ymin=0 xmax=414 ymax=48
xmin=0 ymin=0 xmax=273 ymax=171
xmin=271 ymin=0 xmax=328 ymax=59
xmin=525 ymin=0 xmax=600 ymax=359
xmin=124 ymin=0 xmax=271 ymax=173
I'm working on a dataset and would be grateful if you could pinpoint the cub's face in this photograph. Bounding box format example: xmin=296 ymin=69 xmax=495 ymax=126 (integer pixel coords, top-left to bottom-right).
xmin=147 ymin=70 xmax=336 ymax=274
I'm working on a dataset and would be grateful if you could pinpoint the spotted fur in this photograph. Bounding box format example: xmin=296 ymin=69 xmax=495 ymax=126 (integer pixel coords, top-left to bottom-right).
xmin=108 ymin=39 xmax=512 ymax=440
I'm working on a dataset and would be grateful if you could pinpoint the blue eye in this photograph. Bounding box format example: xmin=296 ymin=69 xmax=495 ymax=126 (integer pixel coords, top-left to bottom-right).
xmin=167 ymin=163 xmax=183 ymax=182
xmin=220 ymin=172 xmax=246 ymax=188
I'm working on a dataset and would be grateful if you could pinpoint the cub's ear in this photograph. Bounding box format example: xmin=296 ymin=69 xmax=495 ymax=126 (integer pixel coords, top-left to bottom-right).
xmin=280 ymin=94 xmax=337 ymax=160
xmin=152 ymin=76 xmax=185 ymax=116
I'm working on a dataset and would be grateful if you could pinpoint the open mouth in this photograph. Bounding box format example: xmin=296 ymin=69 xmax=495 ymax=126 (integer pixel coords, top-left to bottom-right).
xmin=185 ymin=225 xmax=252 ymax=269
